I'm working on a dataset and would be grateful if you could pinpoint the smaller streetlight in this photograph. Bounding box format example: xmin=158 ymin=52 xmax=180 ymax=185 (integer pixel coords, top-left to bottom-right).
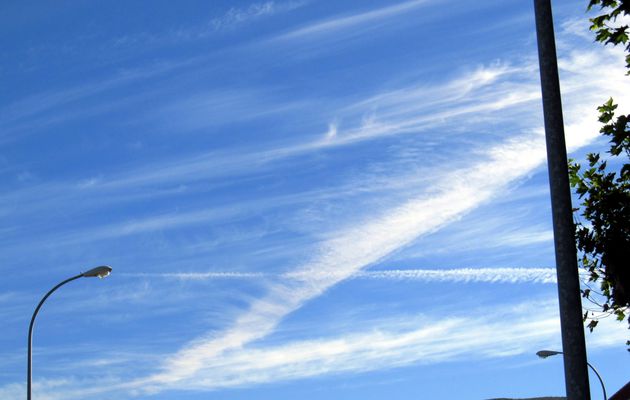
xmin=536 ymin=350 xmax=607 ymax=400
xmin=81 ymin=266 xmax=113 ymax=278
xmin=27 ymin=265 xmax=113 ymax=400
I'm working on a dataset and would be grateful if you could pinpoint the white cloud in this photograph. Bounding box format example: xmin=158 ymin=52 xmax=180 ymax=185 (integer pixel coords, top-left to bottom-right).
xmin=0 ymin=378 xmax=109 ymax=400
xmin=35 ymin=206 xmax=245 ymax=249
xmin=275 ymin=0 xmax=428 ymax=41
xmin=495 ymin=228 xmax=554 ymax=247
xmin=171 ymin=303 xmax=562 ymax=391
xmin=4 ymin=15 xmax=629 ymax=399
xmin=5 ymin=300 xmax=596 ymax=399
xmin=124 ymin=26 xmax=630 ymax=394
xmin=111 ymin=2 xmax=308 ymax=55
xmin=101 ymin=299 xmax=626 ymax=393
xmin=132 ymin=124 xmax=548 ymax=391
xmin=324 ymin=121 xmax=338 ymax=140
xmin=12 ymin=298 xmax=626 ymax=398
xmin=5 ymin=30 xmax=624 ymax=231
xmin=169 ymin=1 xmax=308 ymax=40
xmin=0 ymin=61 xmax=187 ymax=142
xmin=209 ymin=1 xmax=305 ymax=32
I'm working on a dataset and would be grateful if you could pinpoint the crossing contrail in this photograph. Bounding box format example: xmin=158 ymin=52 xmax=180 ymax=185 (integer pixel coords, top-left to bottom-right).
xmin=123 ymin=267 xmax=559 ymax=284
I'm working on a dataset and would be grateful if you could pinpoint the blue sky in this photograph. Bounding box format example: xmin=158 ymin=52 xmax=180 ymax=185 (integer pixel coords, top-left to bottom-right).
xmin=1 ymin=1 xmax=629 ymax=399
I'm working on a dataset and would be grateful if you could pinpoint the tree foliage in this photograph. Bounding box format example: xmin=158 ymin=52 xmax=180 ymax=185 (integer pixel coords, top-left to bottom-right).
xmin=587 ymin=0 xmax=630 ymax=71
xmin=568 ymin=0 xmax=630 ymax=347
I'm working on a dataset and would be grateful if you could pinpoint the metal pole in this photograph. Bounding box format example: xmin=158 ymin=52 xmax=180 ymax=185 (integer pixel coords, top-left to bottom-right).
xmin=533 ymin=1 xmax=591 ymax=399
xmin=27 ymin=274 xmax=83 ymax=400
xmin=587 ymin=361 xmax=607 ymax=400
xmin=538 ymin=351 xmax=607 ymax=399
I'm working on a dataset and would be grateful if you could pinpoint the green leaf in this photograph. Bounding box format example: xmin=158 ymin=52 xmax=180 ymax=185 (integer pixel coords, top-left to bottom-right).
xmin=615 ymin=310 xmax=626 ymax=321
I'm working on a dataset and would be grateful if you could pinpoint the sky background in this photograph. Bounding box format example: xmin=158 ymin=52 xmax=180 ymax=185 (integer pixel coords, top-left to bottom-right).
xmin=1 ymin=1 xmax=629 ymax=399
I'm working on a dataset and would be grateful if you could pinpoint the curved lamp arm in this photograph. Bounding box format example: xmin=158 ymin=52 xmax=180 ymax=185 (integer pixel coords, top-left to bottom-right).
xmin=27 ymin=266 xmax=112 ymax=400
xmin=537 ymin=350 xmax=607 ymax=400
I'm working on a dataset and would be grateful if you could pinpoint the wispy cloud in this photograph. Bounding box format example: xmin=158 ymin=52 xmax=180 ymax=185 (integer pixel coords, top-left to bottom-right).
xmin=108 ymin=43 xmax=628 ymax=191
xmin=54 ymin=206 xmax=243 ymax=245
xmin=128 ymin=125 xmax=548 ymax=391
xmin=0 ymin=2 xmax=308 ymax=143
xmin=101 ymin=0 xmax=308 ymax=65
xmin=207 ymin=1 xmax=306 ymax=33
xmin=3 ymin=29 xmax=625 ymax=236
xmin=149 ymin=301 xmax=564 ymax=392
xmin=0 ymin=60 xmax=190 ymax=142
xmin=0 ymin=63 xmax=538 ymax=241
xmin=120 ymin=27 xmax=630 ymax=394
xmin=274 ymin=0 xmax=428 ymax=41
xmin=3 ymin=16 xmax=629 ymax=399
xmin=0 ymin=378 xmax=123 ymax=400
xmin=158 ymin=1 xmax=309 ymax=42
xmin=0 ymin=63 xmax=544 ymax=255
xmin=15 ymin=299 xmax=625 ymax=398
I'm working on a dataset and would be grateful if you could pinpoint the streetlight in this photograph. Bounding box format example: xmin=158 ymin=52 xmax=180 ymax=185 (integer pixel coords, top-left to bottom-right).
xmin=27 ymin=266 xmax=113 ymax=400
xmin=536 ymin=350 xmax=607 ymax=400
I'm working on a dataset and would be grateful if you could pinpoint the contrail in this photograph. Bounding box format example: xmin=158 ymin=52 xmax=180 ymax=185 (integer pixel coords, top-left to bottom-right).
xmin=356 ymin=267 xmax=557 ymax=283
xmin=123 ymin=267 xmax=558 ymax=284
xmin=121 ymin=271 xmax=268 ymax=280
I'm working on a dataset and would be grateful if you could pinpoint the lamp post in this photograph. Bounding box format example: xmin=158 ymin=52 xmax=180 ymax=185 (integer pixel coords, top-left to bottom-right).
xmin=536 ymin=350 xmax=607 ymax=400
xmin=27 ymin=266 xmax=112 ymax=400
xmin=533 ymin=0 xmax=591 ymax=398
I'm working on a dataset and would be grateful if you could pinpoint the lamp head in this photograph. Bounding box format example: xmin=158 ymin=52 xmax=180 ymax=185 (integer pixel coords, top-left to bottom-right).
xmin=82 ymin=265 xmax=113 ymax=279
xmin=536 ymin=350 xmax=562 ymax=359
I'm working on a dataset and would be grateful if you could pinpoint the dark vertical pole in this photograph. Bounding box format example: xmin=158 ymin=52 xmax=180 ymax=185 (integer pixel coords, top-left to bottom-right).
xmin=27 ymin=274 xmax=82 ymax=400
xmin=533 ymin=1 xmax=591 ymax=399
